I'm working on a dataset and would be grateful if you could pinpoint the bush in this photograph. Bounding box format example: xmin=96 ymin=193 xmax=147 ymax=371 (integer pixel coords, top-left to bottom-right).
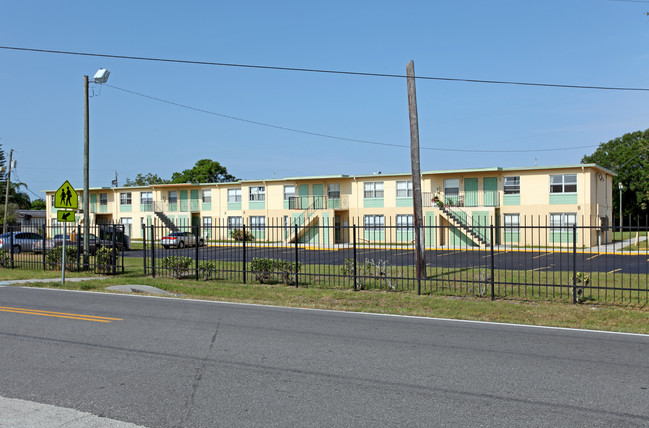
xmin=250 ymin=257 xmax=301 ymax=285
xmin=161 ymin=256 xmax=193 ymax=278
xmin=95 ymin=247 xmax=117 ymax=274
xmin=198 ymin=261 xmax=219 ymax=281
xmin=231 ymin=229 xmax=254 ymax=242
xmin=46 ymin=245 xmax=79 ymax=271
xmin=0 ymin=249 xmax=9 ymax=267
xmin=341 ymin=258 xmax=398 ymax=291
xmin=570 ymin=272 xmax=590 ymax=303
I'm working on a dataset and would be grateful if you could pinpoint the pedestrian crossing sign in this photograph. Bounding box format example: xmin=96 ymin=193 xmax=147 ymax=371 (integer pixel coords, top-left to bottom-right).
xmin=54 ymin=180 xmax=78 ymax=209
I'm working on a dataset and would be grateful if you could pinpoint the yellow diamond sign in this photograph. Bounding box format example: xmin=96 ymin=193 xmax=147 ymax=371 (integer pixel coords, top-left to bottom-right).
xmin=54 ymin=180 xmax=78 ymax=209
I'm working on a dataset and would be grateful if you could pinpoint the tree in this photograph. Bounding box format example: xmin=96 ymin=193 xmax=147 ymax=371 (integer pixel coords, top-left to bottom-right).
xmin=30 ymin=199 xmax=46 ymax=210
xmin=170 ymin=159 xmax=237 ymax=184
xmin=0 ymin=182 xmax=31 ymax=209
xmin=124 ymin=173 xmax=170 ymax=187
xmin=581 ymin=129 xmax=649 ymax=221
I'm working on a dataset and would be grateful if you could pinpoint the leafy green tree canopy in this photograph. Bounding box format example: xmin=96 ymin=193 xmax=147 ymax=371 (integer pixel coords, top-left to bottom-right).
xmin=124 ymin=173 xmax=170 ymax=187
xmin=581 ymin=129 xmax=649 ymax=218
xmin=170 ymin=159 xmax=237 ymax=184
xmin=30 ymin=199 xmax=46 ymax=210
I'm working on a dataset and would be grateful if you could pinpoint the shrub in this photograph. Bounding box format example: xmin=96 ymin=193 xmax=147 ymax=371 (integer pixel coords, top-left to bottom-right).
xmin=250 ymin=257 xmax=301 ymax=285
xmin=340 ymin=258 xmax=398 ymax=291
xmin=570 ymin=272 xmax=590 ymax=303
xmin=161 ymin=256 xmax=193 ymax=278
xmin=46 ymin=245 xmax=79 ymax=271
xmin=231 ymin=229 xmax=254 ymax=242
xmin=198 ymin=261 xmax=219 ymax=281
xmin=95 ymin=247 xmax=118 ymax=274
xmin=0 ymin=249 xmax=9 ymax=267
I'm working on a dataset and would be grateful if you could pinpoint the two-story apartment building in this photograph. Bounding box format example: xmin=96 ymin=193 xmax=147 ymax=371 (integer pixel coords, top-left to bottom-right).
xmin=45 ymin=164 xmax=615 ymax=247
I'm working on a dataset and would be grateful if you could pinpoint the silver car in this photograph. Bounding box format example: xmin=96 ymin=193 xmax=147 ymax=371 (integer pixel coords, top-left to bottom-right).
xmin=0 ymin=232 xmax=44 ymax=254
xmin=160 ymin=231 xmax=204 ymax=249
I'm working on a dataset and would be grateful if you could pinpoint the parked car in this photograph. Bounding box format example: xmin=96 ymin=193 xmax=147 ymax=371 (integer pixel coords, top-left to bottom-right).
xmin=161 ymin=231 xmax=204 ymax=249
xmin=33 ymin=234 xmax=110 ymax=256
xmin=0 ymin=232 xmax=44 ymax=254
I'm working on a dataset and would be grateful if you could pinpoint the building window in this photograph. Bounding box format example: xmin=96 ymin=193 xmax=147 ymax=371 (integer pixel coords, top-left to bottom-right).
xmin=396 ymin=214 xmax=413 ymax=232
xmin=283 ymin=185 xmax=295 ymax=201
xmin=140 ymin=192 xmax=153 ymax=205
xmin=202 ymin=190 xmax=211 ymax=203
xmin=228 ymin=189 xmax=241 ymax=203
xmin=364 ymin=215 xmax=385 ymax=231
xmin=503 ymin=177 xmax=520 ymax=195
xmin=203 ymin=217 xmax=212 ymax=228
xmin=227 ymin=216 xmax=242 ymax=230
xmin=100 ymin=193 xmax=108 ymax=206
xmin=50 ymin=194 xmax=55 ymax=205
xmin=364 ymin=182 xmax=384 ymax=199
xmin=396 ymin=181 xmax=413 ymax=198
xmin=249 ymin=216 xmax=266 ymax=231
xmin=168 ymin=191 xmax=178 ymax=204
xmin=249 ymin=186 xmax=266 ymax=202
xmin=327 ymin=183 xmax=340 ymax=199
xmin=503 ymin=213 xmax=520 ymax=233
xmin=120 ymin=192 xmax=132 ymax=205
xmin=550 ymin=213 xmax=577 ymax=232
xmin=444 ymin=179 xmax=460 ymax=196
xmin=550 ymin=174 xmax=577 ymax=193
xmin=120 ymin=217 xmax=132 ymax=236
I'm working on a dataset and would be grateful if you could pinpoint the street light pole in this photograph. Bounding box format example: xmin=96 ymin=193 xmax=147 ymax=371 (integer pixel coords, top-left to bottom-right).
xmin=618 ymin=182 xmax=624 ymax=234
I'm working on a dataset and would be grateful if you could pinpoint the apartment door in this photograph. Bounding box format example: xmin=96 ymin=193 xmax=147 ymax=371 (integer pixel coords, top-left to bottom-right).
xmin=464 ymin=178 xmax=478 ymax=207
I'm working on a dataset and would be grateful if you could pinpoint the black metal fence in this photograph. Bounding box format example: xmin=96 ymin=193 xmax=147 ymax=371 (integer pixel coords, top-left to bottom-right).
xmin=143 ymin=216 xmax=649 ymax=305
xmin=0 ymin=224 xmax=126 ymax=274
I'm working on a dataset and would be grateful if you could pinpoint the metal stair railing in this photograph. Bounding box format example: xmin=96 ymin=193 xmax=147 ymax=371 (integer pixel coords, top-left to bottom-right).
xmin=286 ymin=197 xmax=324 ymax=242
xmin=436 ymin=199 xmax=489 ymax=245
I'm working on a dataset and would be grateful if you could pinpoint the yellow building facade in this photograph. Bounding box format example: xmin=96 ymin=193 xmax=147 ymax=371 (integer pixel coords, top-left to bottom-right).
xmin=45 ymin=164 xmax=615 ymax=248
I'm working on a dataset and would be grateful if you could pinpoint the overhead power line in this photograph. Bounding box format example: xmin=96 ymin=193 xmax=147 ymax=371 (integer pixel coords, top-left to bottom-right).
xmin=106 ymin=84 xmax=597 ymax=153
xmin=2 ymin=45 xmax=649 ymax=92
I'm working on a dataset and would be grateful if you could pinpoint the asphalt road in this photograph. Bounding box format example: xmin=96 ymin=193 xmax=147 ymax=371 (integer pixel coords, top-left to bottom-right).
xmin=126 ymin=245 xmax=649 ymax=274
xmin=1 ymin=286 xmax=648 ymax=427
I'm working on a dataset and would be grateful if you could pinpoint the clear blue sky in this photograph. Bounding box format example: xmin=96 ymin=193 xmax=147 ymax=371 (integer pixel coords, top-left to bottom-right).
xmin=2 ymin=1 xmax=649 ymax=201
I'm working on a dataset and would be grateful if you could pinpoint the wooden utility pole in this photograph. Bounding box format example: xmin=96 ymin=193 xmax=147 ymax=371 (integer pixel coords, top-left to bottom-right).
xmin=406 ymin=60 xmax=426 ymax=280
xmin=3 ymin=149 xmax=14 ymax=234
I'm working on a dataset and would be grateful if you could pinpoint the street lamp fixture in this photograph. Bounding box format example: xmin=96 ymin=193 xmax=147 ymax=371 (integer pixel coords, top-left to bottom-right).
xmin=83 ymin=68 xmax=110 ymax=268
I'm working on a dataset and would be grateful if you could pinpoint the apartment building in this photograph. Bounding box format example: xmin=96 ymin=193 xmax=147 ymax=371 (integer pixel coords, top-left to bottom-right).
xmin=45 ymin=164 xmax=615 ymax=247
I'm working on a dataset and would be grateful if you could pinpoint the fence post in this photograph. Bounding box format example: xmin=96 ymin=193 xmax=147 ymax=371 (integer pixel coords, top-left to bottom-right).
xmin=41 ymin=224 xmax=47 ymax=271
xmin=490 ymin=225 xmax=495 ymax=301
xmin=417 ymin=224 xmax=421 ymax=296
xmin=353 ymin=225 xmax=357 ymax=291
xmin=572 ymin=224 xmax=577 ymax=304
xmin=242 ymin=224 xmax=247 ymax=284
xmin=112 ymin=227 xmax=117 ymax=276
xmin=195 ymin=224 xmax=200 ymax=281
xmin=9 ymin=229 xmax=14 ymax=269
xmin=294 ymin=224 xmax=299 ymax=288
xmin=77 ymin=224 xmax=81 ymax=272
xmin=142 ymin=224 xmax=147 ymax=276
xmin=150 ymin=224 xmax=156 ymax=278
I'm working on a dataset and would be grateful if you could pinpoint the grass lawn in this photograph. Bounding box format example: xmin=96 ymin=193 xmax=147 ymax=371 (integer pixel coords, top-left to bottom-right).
xmin=2 ymin=256 xmax=649 ymax=335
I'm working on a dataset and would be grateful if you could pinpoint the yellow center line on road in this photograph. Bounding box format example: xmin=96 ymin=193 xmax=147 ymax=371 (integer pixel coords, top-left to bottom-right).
xmin=0 ymin=306 xmax=123 ymax=323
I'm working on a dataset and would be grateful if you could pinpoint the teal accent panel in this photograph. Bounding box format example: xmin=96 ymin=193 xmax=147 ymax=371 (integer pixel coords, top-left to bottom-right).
xmin=227 ymin=202 xmax=242 ymax=211
xmin=472 ymin=211 xmax=490 ymax=243
xmin=283 ymin=200 xmax=289 ymax=209
xmin=168 ymin=202 xmax=178 ymax=212
xmin=177 ymin=215 xmax=189 ymax=228
xmin=450 ymin=228 xmax=476 ymax=246
xmin=120 ymin=205 xmax=132 ymax=212
xmin=249 ymin=201 xmax=265 ymax=210
xmin=180 ymin=190 xmax=188 ymax=212
xmin=550 ymin=231 xmax=571 ymax=243
xmin=396 ymin=198 xmax=412 ymax=207
xmin=425 ymin=212 xmax=435 ymax=246
xmin=322 ymin=213 xmax=329 ymax=245
xmin=329 ymin=198 xmax=341 ymax=209
xmin=550 ymin=194 xmax=578 ymax=204
xmin=202 ymin=202 xmax=212 ymax=211
xmin=190 ymin=190 xmax=199 ymax=211
xmin=298 ymin=184 xmax=309 ymax=207
xmin=483 ymin=177 xmax=498 ymax=206
xmin=464 ymin=178 xmax=478 ymax=207
xmin=312 ymin=184 xmax=324 ymax=209
xmin=503 ymin=195 xmax=520 ymax=206
xmin=364 ymin=199 xmax=384 ymax=208
xmin=396 ymin=231 xmax=414 ymax=242
xmin=141 ymin=204 xmax=153 ymax=212
xmin=504 ymin=231 xmax=520 ymax=243
xmin=251 ymin=230 xmax=266 ymax=240
xmin=364 ymin=230 xmax=385 ymax=242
